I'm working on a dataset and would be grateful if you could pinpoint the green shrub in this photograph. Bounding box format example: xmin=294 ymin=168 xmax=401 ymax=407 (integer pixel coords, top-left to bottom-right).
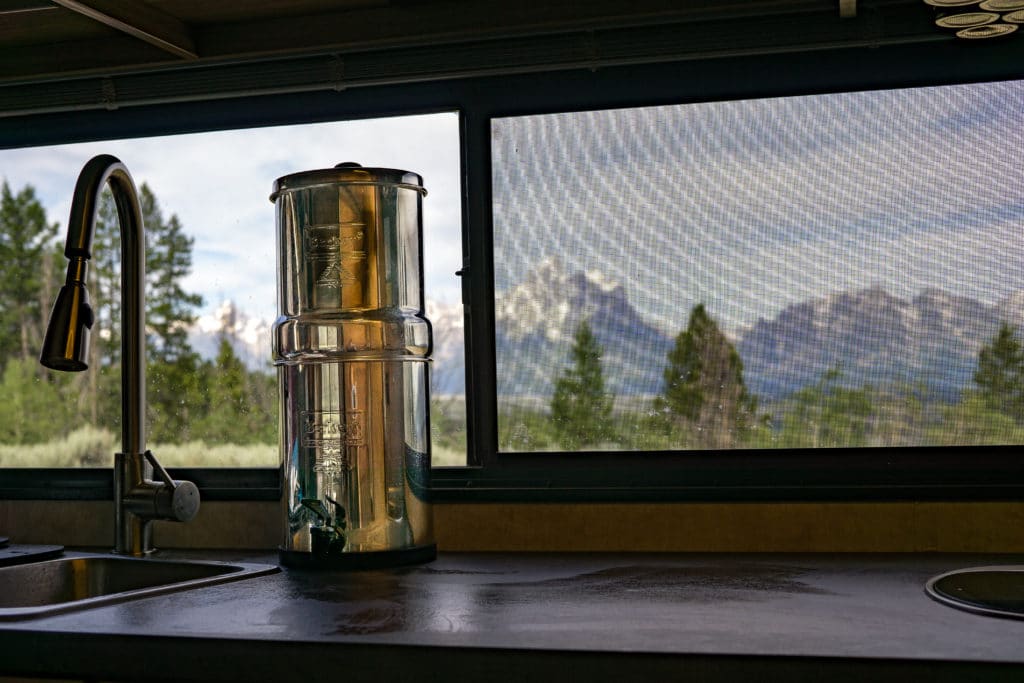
xmin=151 ymin=441 xmax=278 ymax=467
xmin=0 ymin=425 xmax=114 ymax=467
xmin=0 ymin=431 xmax=277 ymax=468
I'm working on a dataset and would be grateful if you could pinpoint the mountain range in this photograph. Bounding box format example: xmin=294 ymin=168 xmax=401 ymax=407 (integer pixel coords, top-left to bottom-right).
xmin=195 ymin=266 xmax=1024 ymax=405
xmin=493 ymin=258 xmax=672 ymax=397
xmin=488 ymin=261 xmax=1024 ymax=402
xmin=186 ymin=299 xmax=468 ymax=386
xmin=187 ymin=300 xmax=272 ymax=371
xmin=738 ymin=287 xmax=1019 ymax=401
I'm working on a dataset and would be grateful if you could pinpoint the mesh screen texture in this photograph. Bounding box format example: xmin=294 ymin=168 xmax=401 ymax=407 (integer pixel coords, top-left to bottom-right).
xmin=491 ymin=80 xmax=1024 ymax=451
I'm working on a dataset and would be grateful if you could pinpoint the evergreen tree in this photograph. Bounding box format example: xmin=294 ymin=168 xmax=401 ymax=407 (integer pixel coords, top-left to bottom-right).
xmin=91 ymin=188 xmax=122 ymax=362
xmin=142 ymin=185 xmax=203 ymax=362
xmin=82 ymin=184 xmax=205 ymax=434
xmin=654 ymin=303 xmax=755 ymax=448
xmin=147 ymin=351 xmax=204 ymax=444
xmin=0 ymin=181 xmax=59 ymax=366
xmin=192 ymin=336 xmax=275 ymax=444
xmin=138 ymin=184 xmax=205 ymax=441
xmin=0 ymin=358 xmax=68 ymax=443
xmin=82 ymin=188 xmax=123 ymax=427
xmin=974 ymin=322 xmax=1024 ymax=421
xmin=90 ymin=182 xmax=203 ymax=364
xmin=202 ymin=336 xmax=250 ymax=442
xmin=550 ymin=319 xmax=615 ymax=449
xmin=929 ymin=393 xmax=1024 ymax=446
xmin=778 ymin=367 xmax=874 ymax=448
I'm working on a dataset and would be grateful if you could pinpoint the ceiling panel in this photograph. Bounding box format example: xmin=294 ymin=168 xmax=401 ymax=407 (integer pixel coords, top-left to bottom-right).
xmin=0 ymin=0 xmax=852 ymax=85
xmin=145 ymin=0 xmax=389 ymax=25
xmin=0 ymin=3 xmax=114 ymax=47
xmin=3 ymin=0 xmax=1019 ymax=120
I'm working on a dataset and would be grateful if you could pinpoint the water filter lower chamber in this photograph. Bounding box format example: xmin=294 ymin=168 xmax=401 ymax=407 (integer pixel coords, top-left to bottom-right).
xmin=280 ymin=359 xmax=433 ymax=566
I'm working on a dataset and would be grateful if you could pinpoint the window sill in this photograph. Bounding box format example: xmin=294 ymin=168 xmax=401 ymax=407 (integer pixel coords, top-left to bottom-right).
xmin=2 ymin=498 xmax=1022 ymax=554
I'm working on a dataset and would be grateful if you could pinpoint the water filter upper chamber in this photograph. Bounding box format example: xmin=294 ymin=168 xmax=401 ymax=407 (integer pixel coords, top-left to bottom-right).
xmin=271 ymin=163 xmax=434 ymax=568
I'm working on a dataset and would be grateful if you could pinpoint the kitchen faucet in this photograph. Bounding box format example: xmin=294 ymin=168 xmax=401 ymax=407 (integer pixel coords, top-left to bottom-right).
xmin=40 ymin=154 xmax=199 ymax=556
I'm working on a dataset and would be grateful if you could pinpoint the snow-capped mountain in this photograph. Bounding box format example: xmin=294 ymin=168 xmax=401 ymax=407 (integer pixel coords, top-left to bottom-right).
xmin=495 ymin=257 xmax=634 ymax=344
xmin=427 ymin=299 xmax=465 ymax=395
xmin=996 ymin=290 xmax=1024 ymax=326
xmin=188 ymin=299 xmax=469 ymax=380
xmin=738 ymin=287 xmax=1023 ymax=401
xmin=197 ymin=273 xmax=1024 ymax=405
xmin=494 ymin=259 xmax=673 ymax=396
xmin=187 ymin=300 xmax=272 ymax=371
xmin=493 ymin=263 xmax=1024 ymax=402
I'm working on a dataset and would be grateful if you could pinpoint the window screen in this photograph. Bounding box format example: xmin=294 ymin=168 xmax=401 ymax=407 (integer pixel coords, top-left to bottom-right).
xmin=492 ymin=80 xmax=1024 ymax=452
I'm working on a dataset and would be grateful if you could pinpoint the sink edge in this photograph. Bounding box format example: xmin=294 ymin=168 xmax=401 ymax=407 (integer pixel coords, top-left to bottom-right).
xmin=0 ymin=552 xmax=280 ymax=621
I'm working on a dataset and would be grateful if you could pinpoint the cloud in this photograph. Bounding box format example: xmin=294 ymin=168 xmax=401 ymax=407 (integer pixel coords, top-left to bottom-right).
xmin=492 ymin=79 xmax=1024 ymax=333
xmin=0 ymin=113 xmax=462 ymax=321
xmin=7 ymin=78 xmax=1024 ymax=341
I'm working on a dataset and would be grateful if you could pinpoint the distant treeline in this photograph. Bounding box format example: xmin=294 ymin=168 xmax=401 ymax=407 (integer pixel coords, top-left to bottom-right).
xmin=498 ymin=303 xmax=1024 ymax=451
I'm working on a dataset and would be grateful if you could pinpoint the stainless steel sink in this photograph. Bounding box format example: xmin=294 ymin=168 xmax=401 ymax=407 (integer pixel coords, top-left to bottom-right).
xmin=0 ymin=553 xmax=278 ymax=620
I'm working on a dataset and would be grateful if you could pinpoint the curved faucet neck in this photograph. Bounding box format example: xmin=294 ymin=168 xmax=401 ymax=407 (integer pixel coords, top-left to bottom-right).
xmin=64 ymin=154 xmax=147 ymax=458
xmin=42 ymin=154 xmax=199 ymax=556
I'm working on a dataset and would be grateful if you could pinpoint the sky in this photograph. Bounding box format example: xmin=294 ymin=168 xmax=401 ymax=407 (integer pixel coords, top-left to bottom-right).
xmin=492 ymin=78 xmax=1024 ymax=335
xmin=0 ymin=113 xmax=463 ymax=326
xmin=4 ymin=78 xmax=1024 ymax=343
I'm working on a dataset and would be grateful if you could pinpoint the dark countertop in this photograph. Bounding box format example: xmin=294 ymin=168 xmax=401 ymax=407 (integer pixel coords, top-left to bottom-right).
xmin=3 ymin=550 xmax=1024 ymax=682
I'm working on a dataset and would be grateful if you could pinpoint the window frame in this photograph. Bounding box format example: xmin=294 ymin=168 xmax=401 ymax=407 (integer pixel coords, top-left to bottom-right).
xmin=3 ymin=39 xmax=1024 ymax=502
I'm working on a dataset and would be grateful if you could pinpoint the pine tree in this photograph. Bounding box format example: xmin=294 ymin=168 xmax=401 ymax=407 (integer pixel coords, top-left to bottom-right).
xmin=147 ymin=351 xmax=204 ymax=444
xmin=81 ymin=184 xmax=205 ymax=435
xmin=139 ymin=184 xmax=205 ymax=441
xmin=974 ymin=322 xmax=1024 ymax=421
xmin=205 ymin=335 xmax=250 ymax=441
xmin=91 ymin=188 xmax=122 ymax=364
xmin=83 ymin=188 xmax=123 ymax=427
xmin=142 ymin=184 xmax=203 ymax=362
xmin=0 ymin=181 xmax=59 ymax=366
xmin=0 ymin=358 xmax=67 ymax=444
xmin=87 ymin=183 xmax=204 ymax=366
xmin=192 ymin=336 xmax=275 ymax=444
xmin=780 ymin=367 xmax=873 ymax=448
xmin=654 ymin=303 xmax=755 ymax=448
xmin=550 ymin=319 xmax=615 ymax=449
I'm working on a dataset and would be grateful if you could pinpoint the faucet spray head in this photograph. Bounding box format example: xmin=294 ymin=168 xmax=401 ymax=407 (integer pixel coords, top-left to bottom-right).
xmin=40 ymin=271 xmax=93 ymax=372
xmin=39 ymin=154 xmax=123 ymax=374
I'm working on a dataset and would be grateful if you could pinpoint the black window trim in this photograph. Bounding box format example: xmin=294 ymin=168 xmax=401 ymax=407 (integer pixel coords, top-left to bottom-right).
xmin=2 ymin=40 xmax=1024 ymax=502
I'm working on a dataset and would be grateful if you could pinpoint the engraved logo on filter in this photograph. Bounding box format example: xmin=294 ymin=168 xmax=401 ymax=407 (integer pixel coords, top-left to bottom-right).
xmin=302 ymin=409 xmax=365 ymax=446
xmin=304 ymin=225 xmax=366 ymax=289
xmin=302 ymin=409 xmax=365 ymax=473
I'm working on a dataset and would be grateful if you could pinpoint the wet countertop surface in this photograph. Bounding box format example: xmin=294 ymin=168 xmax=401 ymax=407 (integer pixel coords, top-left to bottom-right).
xmin=3 ymin=551 xmax=1024 ymax=681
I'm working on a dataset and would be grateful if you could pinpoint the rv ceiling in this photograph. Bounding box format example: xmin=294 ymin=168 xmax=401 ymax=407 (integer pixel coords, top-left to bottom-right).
xmin=0 ymin=1 xmax=947 ymax=116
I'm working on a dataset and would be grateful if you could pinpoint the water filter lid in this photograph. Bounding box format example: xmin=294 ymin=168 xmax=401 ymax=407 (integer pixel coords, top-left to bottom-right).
xmin=270 ymin=162 xmax=426 ymax=201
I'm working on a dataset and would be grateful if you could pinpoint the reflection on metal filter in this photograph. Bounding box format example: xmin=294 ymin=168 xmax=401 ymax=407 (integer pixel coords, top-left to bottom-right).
xmin=271 ymin=163 xmax=434 ymax=568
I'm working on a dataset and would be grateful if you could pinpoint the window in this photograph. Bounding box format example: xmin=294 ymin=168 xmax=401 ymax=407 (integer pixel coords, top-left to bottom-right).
xmin=491 ymin=81 xmax=1024 ymax=453
xmin=3 ymin=37 xmax=1024 ymax=501
xmin=0 ymin=113 xmax=464 ymax=469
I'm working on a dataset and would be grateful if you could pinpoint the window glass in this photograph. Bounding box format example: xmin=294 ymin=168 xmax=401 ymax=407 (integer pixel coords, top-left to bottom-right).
xmin=0 ymin=112 xmax=464 ymax=467
xmin=492 ymin=81 xmax=1024 ymax=451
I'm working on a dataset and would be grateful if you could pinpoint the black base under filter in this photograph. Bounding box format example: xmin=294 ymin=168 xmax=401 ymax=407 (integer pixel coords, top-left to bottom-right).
xmin=279 ymin=543 xmax=436 ymax=570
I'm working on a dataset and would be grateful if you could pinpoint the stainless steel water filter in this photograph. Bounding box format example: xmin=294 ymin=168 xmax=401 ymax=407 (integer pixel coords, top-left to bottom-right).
xmin=272 ymin=163 xmax=434 ymax=568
